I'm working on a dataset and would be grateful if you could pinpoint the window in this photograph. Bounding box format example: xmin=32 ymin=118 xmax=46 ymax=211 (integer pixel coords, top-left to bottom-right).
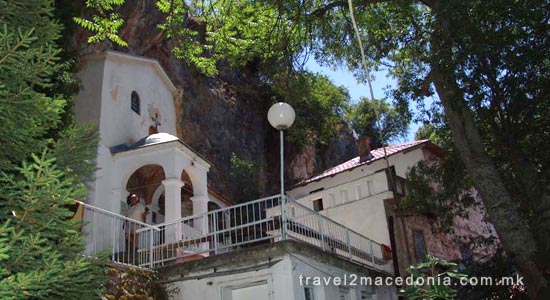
xmin=131 ymin=91 xmax=140 ymax=115
xmin=329 ymin=193 xmax=336 ymax=207
xmin=355 ymin=184 xmax=362 ymax=200
xmin=313 ymin=199 xmax=324 ymax=212
xmin=386 ymin=166 xmax=407 ymax=195
xmin=413 ymin=230 xmax=427 ymax=262
xmin=360 ymin=290 xmax=369 ymax=299
xmin=395 ymin=176 xmax=408 ymax=196
xmin=366 ymin=180 xmax=374 ymax=196
xmin=338 ymin=287 xmax=351 ymax=300
xmin=460 ymin=245 xmax=473 ymax=264
xmin=459 ymin=245 xmax=473 ymax=272
xmin=360 ymin=288 xmax=375 ymax=300
xmin=340 ymin=189 xmax=349 ymax=203
xmin=304 ymin=287 xmax=315 ymax=300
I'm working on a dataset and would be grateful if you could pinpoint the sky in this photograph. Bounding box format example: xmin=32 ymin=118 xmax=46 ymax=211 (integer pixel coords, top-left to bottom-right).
xmin=304 ymin=59 xmax=422 ymax=142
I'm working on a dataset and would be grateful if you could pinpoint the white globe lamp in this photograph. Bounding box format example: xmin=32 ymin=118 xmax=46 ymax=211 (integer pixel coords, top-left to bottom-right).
xmin=267 ymin=102 xmax=296 ymax=130
xmin=267 ymin=102 xmax=295 ymax=239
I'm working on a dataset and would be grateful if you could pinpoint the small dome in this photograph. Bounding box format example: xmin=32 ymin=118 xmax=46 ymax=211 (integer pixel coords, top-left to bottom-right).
xmin=144 ymin=133 xmax=179 ymax=145
xmin=110 ymin=133 xmax=179 ymax=153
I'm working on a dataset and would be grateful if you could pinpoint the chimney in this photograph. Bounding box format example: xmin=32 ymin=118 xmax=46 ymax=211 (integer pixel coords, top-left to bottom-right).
xmin=357 ymin=136 xmax=374 ymax=162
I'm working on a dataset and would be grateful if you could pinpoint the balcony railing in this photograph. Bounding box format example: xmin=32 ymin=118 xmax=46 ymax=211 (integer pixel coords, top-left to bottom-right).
xmin=79 ymin=201 xmax=160 ymax=267
xmin=80 ymin=195 xmax=393 ymax=273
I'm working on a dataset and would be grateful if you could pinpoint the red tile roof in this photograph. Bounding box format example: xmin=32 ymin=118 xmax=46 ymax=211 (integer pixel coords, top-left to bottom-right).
xmin=294 ymin=139 xmax=433 ymax=187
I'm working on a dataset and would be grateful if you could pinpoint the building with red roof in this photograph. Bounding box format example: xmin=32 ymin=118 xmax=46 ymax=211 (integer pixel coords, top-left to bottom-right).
xmin=288 ymin=138 xmax=497 ymax=277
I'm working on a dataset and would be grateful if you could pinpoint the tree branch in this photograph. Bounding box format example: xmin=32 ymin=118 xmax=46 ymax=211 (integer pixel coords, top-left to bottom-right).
xmin=309 ymin=0 xmax=383 ymax=18
xmin=309 ymin=0 xmax=435 ymax=19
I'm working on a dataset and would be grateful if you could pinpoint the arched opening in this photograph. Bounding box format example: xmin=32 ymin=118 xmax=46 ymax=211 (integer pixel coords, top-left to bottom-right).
xmin=126 ymin=164 xmax=165 ymax=206
xmin=151 ymin=185 xmax=166 ymax=224
xmin=181 ymin=170 xmax=194 ymax=218
xmin=145 ymin=169 xmax=195 ymax=225
xmin=124 ymin=165 xmax=200 ymax=229
xmin=126 ymin=164 xmax=165 ymax=224
xmin=131 ymin=91 xmax=141 ymax=115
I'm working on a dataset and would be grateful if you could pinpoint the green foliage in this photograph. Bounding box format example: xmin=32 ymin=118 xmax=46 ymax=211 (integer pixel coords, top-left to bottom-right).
xmin=400 ymin=255 xmax=467 ymax=300
xmin=0 ymin=0 xmax=105 ymax=298
xmin=403 ymin=122 xmax=475 ymax=231
xmin=157 ymin=0 xmax=301 ymax=76
xmin=415 ymin=124 xmax=443 ymax=146
xmin=402 ymin=158 xmax=475 ymax=232
xmin=230 ymin=153 xmax=260 ymax=202
xmin=53 ymin=122 xmax=99 ymax=181
xmin=0 ymin=21 xmax=65 ymax=171
xmin=73 ymin=0 xmax=127 ymax=46
xmin=346 ymin=97 xmax=409 ymax=148
xmin=271 ymin=72 xmax=350 ymax=148
xmin=443 ymin=0 xmax=550 ymax=272
xmin=79 ymin=0 xmax=305 ymax=76
xmin=0 ymin=152 xmax=106 ymax=299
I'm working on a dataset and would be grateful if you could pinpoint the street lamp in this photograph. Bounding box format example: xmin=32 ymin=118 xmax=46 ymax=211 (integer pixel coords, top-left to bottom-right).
xmin=267 ymin=102 xmax=295 ymax=239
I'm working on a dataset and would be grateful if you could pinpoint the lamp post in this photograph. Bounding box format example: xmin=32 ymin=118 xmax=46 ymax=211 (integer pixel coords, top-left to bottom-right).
xmin=267 ymin=102 xmax=295 ymax=239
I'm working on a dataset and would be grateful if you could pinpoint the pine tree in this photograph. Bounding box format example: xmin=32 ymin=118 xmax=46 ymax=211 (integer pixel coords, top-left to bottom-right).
xmin=0 ymin=1 xmax=106 ymax=299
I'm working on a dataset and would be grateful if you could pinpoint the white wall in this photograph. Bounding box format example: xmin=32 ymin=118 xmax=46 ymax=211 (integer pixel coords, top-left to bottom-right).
xmin=99 ymin=54 xmax=177 ymax=147
xmin=168 ymin=256 xmax=292 ymax=300
xmin=168 ymin=254 xmax=397 ymax=300
xmin=287 ymin=147 xmax=428 ymax=248
xmin=75 ymin=51 xmax=178 ymax=212
xmin=74 ymin=58 xmax=104 ymax=125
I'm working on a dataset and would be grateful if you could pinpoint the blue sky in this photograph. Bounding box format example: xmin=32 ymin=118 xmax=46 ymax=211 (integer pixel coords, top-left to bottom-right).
xmin=304 ymin=59 xmax=422 ymax=142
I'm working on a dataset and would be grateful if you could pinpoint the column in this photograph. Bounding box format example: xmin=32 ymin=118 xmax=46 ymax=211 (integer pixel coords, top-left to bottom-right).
xmin=162 ymin=178 xmax=185 ymax=221
xmin=191 ymin=195 xmax=209 ymax=234
xmin=162 ymin=178 xmax=185 ymax=242
xmin=191 ymin=195 xmax=210 ymax=254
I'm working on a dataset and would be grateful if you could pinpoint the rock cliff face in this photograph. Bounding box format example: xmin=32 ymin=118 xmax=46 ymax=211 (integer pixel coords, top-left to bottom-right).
xmin=71 ymin=0 xmax=358 ymax=201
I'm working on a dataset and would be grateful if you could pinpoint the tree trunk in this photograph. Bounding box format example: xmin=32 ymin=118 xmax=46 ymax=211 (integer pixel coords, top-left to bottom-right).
xmin=499 ymin=138 xmax=550 ymax=277
xmin=429 ymin=1 xmax=548 ymax=297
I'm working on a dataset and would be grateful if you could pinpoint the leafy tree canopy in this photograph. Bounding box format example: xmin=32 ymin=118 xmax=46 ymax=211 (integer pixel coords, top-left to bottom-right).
xmin=0 ymin=0 xmax=105 ymax=298
xmin=271 ymin=71 xmax=350 ymax=147
xmin=346 ymin=97 xmax=409 ymax=148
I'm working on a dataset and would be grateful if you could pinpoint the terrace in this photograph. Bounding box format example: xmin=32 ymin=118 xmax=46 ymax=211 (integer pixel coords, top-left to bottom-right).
xmin=79 ymin=195 xmax=393 ymax=275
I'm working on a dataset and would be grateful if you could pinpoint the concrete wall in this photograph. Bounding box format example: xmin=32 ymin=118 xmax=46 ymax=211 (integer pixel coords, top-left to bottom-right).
xmin=289 ymin=255 xmax=396 ymax=300
xmin=167 ymin=256 xmax=292 ymax=300
xmin=167 ymin=254 xmax=396 ymax=300
xmin=290 ymin=171 xmax=392 ymax=246
xmin=287 ymin=147 xmax=427 ymax=248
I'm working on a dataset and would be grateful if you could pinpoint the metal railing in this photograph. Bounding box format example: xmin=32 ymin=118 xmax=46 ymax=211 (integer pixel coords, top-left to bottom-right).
xmin=79 ymin=195 xmax=392 ymax=273
xmin=78 ymin=201 xmax=160 ymax=268
xmin=284 ymin=201 xmax=392 ymax=273
xmin=142 ymin=195 xmax=282 ymax=267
